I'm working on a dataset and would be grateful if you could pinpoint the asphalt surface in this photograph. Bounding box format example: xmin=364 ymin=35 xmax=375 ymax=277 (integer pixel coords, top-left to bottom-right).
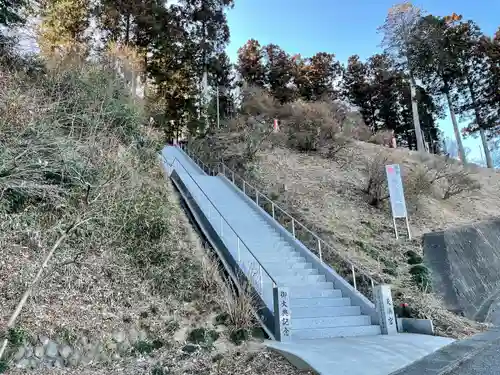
xmin=390 ymin=327 xmax=500 ymax=375
xmin=448 ymin=340 xmax=500 ymax=375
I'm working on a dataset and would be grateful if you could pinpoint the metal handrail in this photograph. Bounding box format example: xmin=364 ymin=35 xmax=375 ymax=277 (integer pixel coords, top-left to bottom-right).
xmin=162 ymin=154 xmax=279 ymax=294
xmin=180 ymin=143 xmax=377 ymax=295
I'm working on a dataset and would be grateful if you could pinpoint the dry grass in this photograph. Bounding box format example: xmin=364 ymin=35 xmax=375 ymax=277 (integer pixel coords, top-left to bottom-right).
xmin=0 ymin=61 xmax=303 ymax=373
xmin=6 ymin=348 xmax=314 ymax=375
xmin=247 ymin=143 xmax=492 ymax=337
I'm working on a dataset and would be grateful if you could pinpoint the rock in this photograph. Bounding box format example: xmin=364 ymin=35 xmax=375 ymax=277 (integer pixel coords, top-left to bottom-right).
xmin=38 ymin=335 xmax=50 ymax=346
xmin=80 ymin=355 xmax=94 ymax=366
xmin=181 ymin=344 xmax=198 ymax=354
xmin=16 ymin=358 xmax=30 ymax=369
xmin=97 ymin=352 xmax=110 ymax=363
xmin=68 ymin=350 xmax=81 ymax=367
xmin=77 ymin=336 xmax=89 ymax=347
xmin=112 ymin=352 xmax=121 ymax=360
xmin=54 ymin=359 xmax=64 ymax=368
xmin=28 ymin=358 xmax=39 ymax=369
xmin=113 ymin=330 xmax=126 ymax=343
xmin=212 ymin=353 xmax=224 ymax=362
xmin=13 ymin=346 xmax=25 ymax=361
xmin=59 ymin=345 xmax=72 ymax=359
xmin=174 ymin=327 xmax=188 ymax=342
xmin=128 ymin=328 xmax=139 ymax=343
xmin=107 ymin=342 xmax=118 ymax=351
xmin=86 ymin=342 xmax=103 ymax=357
xmin=34 ymin=346 xmax=44 ymax=358
xmin=118 ymin=340 xmax=131 ymax=353
xmin=24 ymin=345 xmax=34 ymax=358
xmin=138 ymin=330 xmax=147 ymax=341
xmin=45 ymin=341 xmax=59 ymax=358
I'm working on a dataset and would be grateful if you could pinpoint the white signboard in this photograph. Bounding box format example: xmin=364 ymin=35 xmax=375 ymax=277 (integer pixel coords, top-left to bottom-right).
xmin=385 ymin=164 xmax=411 ymax=239
xmin=385 ymin=164 xmax=407 ymax=218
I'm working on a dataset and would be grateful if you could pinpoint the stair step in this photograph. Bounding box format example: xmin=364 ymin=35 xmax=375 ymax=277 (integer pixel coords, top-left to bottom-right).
xmin=263 ymin=255 xmax=305 ymax=263
xmin=292 ymin=286 xmax=341 ymax=298
xmin=293 ymin=315 xmax=371 ymax=330
xmin=292 ymin=305 xmax=361 ymax=318
xmin=274 ymin=273 xmax=326 ymax=283
xmin=268 ymin=267 xmax=318 ymax=278
xmin=291 ymin=297 xmax=351 ymax=308
xmin=292 ymin=325 xmax=381 ymax=339
xmin=265 ymin=262 xmax=314 ymax=271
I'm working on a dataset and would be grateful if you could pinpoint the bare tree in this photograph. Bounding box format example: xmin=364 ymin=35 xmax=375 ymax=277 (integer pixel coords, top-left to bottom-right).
xmin=378 ymin=2 xmax=426 ymax=152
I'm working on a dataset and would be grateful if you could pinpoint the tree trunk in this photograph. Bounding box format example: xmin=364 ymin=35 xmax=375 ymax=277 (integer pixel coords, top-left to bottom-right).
xmin=467 ymin=76 xmax=493 ymax=168
xmin=408 ymin=70 xmax=425 ymax=152
xmin=125 ymin=13 xmax=131 ymax=45
xmin=443 ymin=80 xmax=467 ymax=164
xmin=479 ymin=129 xmax=493 ymax=168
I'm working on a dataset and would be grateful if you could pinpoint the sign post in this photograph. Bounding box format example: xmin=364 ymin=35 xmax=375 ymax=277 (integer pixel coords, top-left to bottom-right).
xmin=373 ymin=284 xmax=397 ymax=335
xmin=385 ymin=164 xmax=411 ymax=239
xmin=273 ymin=286 xmax=292 ymax=341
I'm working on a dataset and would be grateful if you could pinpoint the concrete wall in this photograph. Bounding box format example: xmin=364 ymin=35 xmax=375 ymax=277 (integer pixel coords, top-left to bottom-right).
xmin=423 ymin=218 xmax=500 ymax=323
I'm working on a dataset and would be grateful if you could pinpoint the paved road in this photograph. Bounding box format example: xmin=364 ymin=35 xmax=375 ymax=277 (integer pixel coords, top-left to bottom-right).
xmin=448 ymin=341 xmax=500 ymax=375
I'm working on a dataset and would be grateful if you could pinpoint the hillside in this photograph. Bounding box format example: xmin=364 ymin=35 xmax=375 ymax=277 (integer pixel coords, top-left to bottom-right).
xmin=0 ymin=63 xmax=309 ymax=374
xmin=190 ymin=91 xmax=496 ymax=338
xmin=249 ymin=142 xmax=496 ymax=337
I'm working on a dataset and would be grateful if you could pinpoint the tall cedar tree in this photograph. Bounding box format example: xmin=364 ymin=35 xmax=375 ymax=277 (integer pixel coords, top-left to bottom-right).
xmin=38 ymin=0 xmax=91 ymax=56
xmin=262 ymin=44 xmax=296 ymax=103
xmin=410 ymin=15 xmax=467 ymax=163
xmin=207 ymin=51 xmax=236 ymax=123
xmin=293 ymin=52 xmax=342 ymax=101
xmin=379 ymin=2 xmax=426 ymax=151
xmin=0 ymin=0 xmax=26 ymax=26
xmin=451 ymin=20 xmax=496 ymax=167
xmin=343 ymin=55 xmax=377 ymax=129
xmin=237 ymin=39 xmax=266 ymax=87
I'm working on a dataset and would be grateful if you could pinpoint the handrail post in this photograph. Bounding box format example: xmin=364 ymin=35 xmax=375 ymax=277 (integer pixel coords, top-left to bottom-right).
xmin=256 ymin=190 xmax=259 ymax=205
xmin=352 ymin=264 xmax=357 ymax=290
xmin=259 ymin=265 xmax=264 ymax=297
xmin=232 ymin=171 xmax=235 ymax=184
xmin=318 ymin=238 xmax=322 ymax=262
xmin=243 ymin=180 xmax=246 ymax=194
xmin=222 ymin=164 xmax=226 ymax=177
xmin=272 ymin=202 xmax=275 ymax=219
xmin=291 ymin=219 xmax=296 ymax=238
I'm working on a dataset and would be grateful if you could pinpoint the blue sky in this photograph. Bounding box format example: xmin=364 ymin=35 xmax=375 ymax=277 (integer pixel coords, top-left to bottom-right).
xmin=226 ymin=0 xmax=500 ymax=161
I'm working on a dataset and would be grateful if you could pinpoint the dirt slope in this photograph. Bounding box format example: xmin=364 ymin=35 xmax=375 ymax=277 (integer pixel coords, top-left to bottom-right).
xmin=246 ymin=141 xmax=496 ymax=337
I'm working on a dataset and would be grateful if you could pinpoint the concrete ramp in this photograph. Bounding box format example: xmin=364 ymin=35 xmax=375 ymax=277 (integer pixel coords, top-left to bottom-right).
xmin=267 ymin=334 xmax=454 ymax=375
xmin=423 ymin=218 xmax=500 ymax=323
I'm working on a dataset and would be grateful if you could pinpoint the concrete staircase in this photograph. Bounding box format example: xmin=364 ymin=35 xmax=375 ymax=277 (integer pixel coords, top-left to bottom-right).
xmin=161 ymin=144 xmax=457 ymax=375
xmin=161 ymin=145 xmax=380 ymax=340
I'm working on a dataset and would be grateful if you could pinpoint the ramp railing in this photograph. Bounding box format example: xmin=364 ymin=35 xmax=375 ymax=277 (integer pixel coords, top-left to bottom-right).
xmin=162 ymin=154 xmax=280 ymax=312
xmin=179 ymin=143 xmax=379 ymax=302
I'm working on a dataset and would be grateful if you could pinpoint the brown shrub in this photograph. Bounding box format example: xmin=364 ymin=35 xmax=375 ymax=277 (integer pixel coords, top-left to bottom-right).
xmin=363 ymin=154 xmax=390 ymax=207
xmin=240 ymin=85 xmax=281 ymax=122
xmin=369 ymin=130 xmax=395 ymax=147
xmin=280 ymin=100 xmax=341 ymax=152
xmin=342 ymin=111 xmax=372 ymax=141
xmin=416 ymin=155 xmax=481 ymax=200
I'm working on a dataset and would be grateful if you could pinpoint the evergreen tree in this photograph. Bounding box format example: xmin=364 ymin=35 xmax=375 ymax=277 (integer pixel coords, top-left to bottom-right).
xmin=262 ymin=44 xmax=296 ymax=103
xmin=237 ymin=39 xmax=266 ymax=87
xmin=379 ymin=2 xmax=426 ymax=151
xmin=38 ymin=0 xmax=92 ymax=56
xmin=0 ymin=0 xmax=26 ymax=27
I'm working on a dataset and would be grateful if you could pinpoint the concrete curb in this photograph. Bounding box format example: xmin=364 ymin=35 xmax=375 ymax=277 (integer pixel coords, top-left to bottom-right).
xmin=389 ymin=327 xmax=500 ymax=375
